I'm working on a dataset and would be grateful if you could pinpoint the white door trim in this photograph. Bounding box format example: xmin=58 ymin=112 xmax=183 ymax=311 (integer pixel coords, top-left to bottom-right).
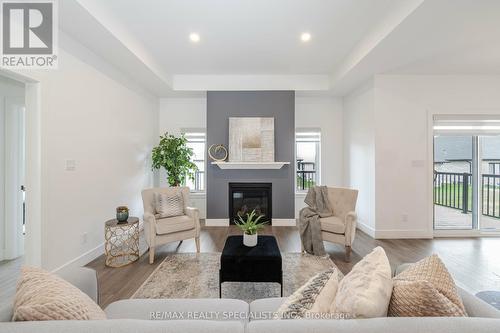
xmin=1 ymin=69 xmax=42 ymax=267
xmin=3 ymin=97 xmax=25 ymax=259
xmin=434 ymin=229 xmax=500 ymax=238
xmin=428 ymin=108 xmax=500 ymax=237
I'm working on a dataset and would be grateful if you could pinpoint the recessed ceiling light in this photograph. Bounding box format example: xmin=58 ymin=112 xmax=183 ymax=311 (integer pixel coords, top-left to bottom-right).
xmin=300 ymin=32 xmax=311 ymax=42
xmin=189 ymin=33 xmax=200 ymax=43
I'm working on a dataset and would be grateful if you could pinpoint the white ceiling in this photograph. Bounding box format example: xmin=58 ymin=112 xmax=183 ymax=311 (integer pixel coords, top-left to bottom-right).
xmin=61 ymin=0 xmax=500 ymax=96
xmin=384 ymin=0 xmax=500 ymax=75
xmin=330 ymin=0 xmax=500 ymax=95
xmin=77 ymin=0 xmax=397 ymax=75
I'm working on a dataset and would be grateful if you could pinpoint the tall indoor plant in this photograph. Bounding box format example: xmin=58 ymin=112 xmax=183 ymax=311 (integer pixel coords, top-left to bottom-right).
xmin=152 ymin=132 xmax=198 ymax=186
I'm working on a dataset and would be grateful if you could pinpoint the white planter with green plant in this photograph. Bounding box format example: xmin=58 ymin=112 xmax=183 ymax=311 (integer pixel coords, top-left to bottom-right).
xmin=235 ymin=210 xmax=267 ymax=247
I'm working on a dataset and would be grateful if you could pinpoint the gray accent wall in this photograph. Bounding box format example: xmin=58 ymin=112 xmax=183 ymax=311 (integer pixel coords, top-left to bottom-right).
xmin=206 ymin=91 xmax=295 ymax=222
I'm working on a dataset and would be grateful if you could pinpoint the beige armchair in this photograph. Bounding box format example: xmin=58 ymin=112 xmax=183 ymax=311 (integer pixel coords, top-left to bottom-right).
xmin=141 ymin=187 xmax=200 ymax=264
xmin=320 ymin=187 xmax=358 ymax=261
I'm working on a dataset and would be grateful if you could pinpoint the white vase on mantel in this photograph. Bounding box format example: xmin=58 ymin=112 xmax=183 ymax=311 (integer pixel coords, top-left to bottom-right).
xmin=243 ymin=233 xmax=258 ymax=247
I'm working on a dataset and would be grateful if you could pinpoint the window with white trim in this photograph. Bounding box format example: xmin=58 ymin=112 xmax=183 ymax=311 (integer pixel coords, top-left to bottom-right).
xmin=182 ymin=130 xmax=206 ymax=192
xmin=296 ymin=129 xmax=321 ymax=192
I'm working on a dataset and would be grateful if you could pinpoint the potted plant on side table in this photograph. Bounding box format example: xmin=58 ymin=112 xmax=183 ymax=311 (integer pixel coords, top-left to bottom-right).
xmin=235 ymin=210 xmax=267 ymax=247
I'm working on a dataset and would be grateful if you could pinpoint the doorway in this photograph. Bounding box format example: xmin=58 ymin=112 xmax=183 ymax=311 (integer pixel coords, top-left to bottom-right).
xmin=433 ymin=116 xmax=500 ymax=232
xmin=0 ymin=75 xmax=26 ymax=307
xmin=0 ymin=75 xmax=26 ymax=261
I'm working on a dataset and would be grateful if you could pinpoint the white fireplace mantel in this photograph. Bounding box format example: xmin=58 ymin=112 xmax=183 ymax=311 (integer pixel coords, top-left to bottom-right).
xmin=211 ymin=161 xmax=290 ymax=170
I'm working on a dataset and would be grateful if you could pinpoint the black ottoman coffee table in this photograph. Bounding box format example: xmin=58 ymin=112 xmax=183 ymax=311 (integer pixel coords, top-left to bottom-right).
xmin=219 ymin=235 xmax=283 ymax=298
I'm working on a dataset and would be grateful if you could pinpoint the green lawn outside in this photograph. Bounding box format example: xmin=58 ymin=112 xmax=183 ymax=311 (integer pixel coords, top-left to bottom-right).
xmin=482 ymin=185 xmax=500 ymax=216
xmin=434 ymin=183 xmax=472 ymax=211
xmin=434 ymin=183 xmax=500 ymax=216
xmin=297 ymin=176 xmax=315 ymax=190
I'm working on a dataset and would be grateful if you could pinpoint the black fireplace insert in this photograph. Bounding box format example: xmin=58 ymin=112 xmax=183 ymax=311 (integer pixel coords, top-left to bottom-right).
xmin=228 ymin=183 xmax=272 ymax=225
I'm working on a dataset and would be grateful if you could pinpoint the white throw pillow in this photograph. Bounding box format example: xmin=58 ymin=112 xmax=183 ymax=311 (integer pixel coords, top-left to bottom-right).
xmin=12 ymin=267 xmax=106 ymax=321
xmin=155 ymin=192 xmax=184 ymax=218
xmin=331 ymin=246 xmax=393 ymax=318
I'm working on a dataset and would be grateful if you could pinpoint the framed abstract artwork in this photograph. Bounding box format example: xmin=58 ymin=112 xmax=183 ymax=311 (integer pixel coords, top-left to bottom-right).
xmin=229 ymin=117 xmax=275 ymax=162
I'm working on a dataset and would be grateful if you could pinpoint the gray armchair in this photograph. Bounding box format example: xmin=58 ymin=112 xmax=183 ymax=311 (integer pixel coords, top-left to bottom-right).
xmin=320 ymin=187 xmax=358 ymax=261
xmin=141 ymin=187 xmax=200 ymax=264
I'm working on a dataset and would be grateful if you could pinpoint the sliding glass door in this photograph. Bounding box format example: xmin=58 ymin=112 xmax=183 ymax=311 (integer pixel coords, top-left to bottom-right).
xmin=433 ymin=135 xmax=474 ymax=230
xmin=433 ymin=117 xmax=500 ymax=232
xmin=479 ymin=136 xmax=500 ymax=231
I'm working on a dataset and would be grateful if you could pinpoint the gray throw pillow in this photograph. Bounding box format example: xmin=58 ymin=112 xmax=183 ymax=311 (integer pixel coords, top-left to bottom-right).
xmin=155 ymin=192 xmax=184 ymax=218
xmin=275 ymin=268 xmax=343 ymax=319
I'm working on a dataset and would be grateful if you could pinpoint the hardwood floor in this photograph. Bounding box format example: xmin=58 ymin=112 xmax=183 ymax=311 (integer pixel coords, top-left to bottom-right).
xmin=87 ymin=223 xmax=500 ymax=308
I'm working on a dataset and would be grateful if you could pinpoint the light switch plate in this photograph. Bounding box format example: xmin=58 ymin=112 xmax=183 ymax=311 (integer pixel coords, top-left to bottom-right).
xmin=65 ymin=159 xmax=76 ymax=171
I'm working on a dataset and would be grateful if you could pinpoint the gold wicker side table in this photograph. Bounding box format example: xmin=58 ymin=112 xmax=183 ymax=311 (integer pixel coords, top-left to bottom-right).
xmin=104 ymin=217 xmax=140 ymax=267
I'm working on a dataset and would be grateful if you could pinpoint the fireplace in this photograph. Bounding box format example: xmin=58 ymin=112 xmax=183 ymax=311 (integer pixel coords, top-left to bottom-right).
xmin=228 ymin=183 xmax=272 ymax=225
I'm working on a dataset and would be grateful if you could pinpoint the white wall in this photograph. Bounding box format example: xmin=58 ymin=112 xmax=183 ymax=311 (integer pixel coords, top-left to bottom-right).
xmin=0 ymin=93 xmax=3 ymax=261
xmin=0 ymin=77 xmax=25 ymax=261
xmin=342 ymin=82 xmax=376 ymax=236
xmin=158 ymin=97 xmax=207 ymax=217
xmin=24 ymin=34 xmax=159 ymax=271
xmin=295 ymin=96 xmax=344 ymax=186
xmin=294 ymin=96 xmax=343 ymax=216
xmin=158 ymin=97 xmax=207 ymax=137
xmin=373 ymin=75 xmax=500 ymax=238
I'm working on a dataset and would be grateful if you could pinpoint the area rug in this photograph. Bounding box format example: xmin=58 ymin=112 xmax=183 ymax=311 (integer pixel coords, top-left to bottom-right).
xmin=132 ymin=252 xmax=338 ymax=302
xmin=476 ymin=291 xmax=500 ymax=310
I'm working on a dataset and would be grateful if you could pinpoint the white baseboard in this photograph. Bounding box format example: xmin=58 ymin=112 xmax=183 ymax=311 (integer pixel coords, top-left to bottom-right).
xmin=434 ymin=229 xmax=500 ymax=238
xmin=374 ymin=229 xmax=433 ymax=239
xmin=51 ymin=242 xmax=104 ymax=275
xmin=356 ymin=222 xmax=376 ymax=238
xmin=272 ymin=219 xmax=296 ymax=226
xmin=51 ymin=229 xmax=148 ymax=278
xmin=205 ymin=219 xmax=229 ymax=226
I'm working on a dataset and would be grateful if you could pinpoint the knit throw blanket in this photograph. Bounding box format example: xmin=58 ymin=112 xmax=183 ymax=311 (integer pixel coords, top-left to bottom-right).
xmin=299 ymin=186 xmax=333 ymax=257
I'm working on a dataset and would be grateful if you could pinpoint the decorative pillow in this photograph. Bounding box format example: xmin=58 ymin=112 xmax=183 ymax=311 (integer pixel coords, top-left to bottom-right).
xmin=331 ymin=246 xmax=393 ymax=318
xmin=155 ymin=192 xmax=184 ymax=218
xmin=389 ymin=254 xmax=467 ymax=317
xmin=275 ymin=268 xmax=343 ymax=319
xmin=12 ymin=267 xmax=106 ymax=321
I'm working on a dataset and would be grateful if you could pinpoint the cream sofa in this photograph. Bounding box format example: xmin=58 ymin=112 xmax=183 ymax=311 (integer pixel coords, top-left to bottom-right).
xmin=141 ymin=187 xmax=200 ymax=264
xmin=1 ymin=266 xmax=499 ymax=332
